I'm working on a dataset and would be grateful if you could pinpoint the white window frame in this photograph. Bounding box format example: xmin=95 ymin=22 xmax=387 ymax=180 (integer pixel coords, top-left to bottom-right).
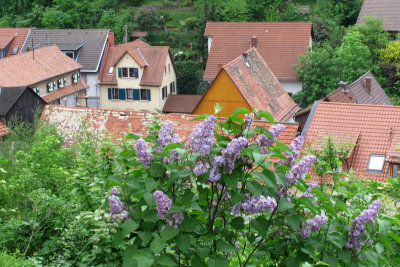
xmin=367 ymin=154 xmax=386 ymax=172
xmin=111 ymin=88 xmax=119 ymax=100
xmin=140 ymin=89 xmax=148 ymax=101
xmin=108 ymin=67 xmax=114 ymax=74
xmin=72 ymin=72 xmax=80 ymax=83
xmin=126 ymin=88 xmax=133 ymax=100
xmin=58 ymin=78 xmax=66 ymax=88
xmin=33 ymin=87 xmax=40 ymax=94
xmin=47 ymin=81 xmax=56 ymax=92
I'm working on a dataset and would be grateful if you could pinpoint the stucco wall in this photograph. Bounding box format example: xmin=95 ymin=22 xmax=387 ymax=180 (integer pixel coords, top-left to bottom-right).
xmin=281 ymin=81 xmax=302 ymax=95
xmin=100 ymin=53 xmax=177 ymax=111
xmin=32 ymin=70 xmax=81 ymax=97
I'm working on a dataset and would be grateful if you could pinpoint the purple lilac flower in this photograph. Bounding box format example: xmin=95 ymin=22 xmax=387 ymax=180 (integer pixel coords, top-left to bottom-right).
xmin=166 ymin=212 xmax=184 ymax=229
xmin=345 ymin=200 xmax=381 ymax=250
xmin=223 ymin=137 xmax=248 ymax=171
xmin=244 ymin=113 xmax=254 ymax=128
xmin=269 ymin=124 xmax=286 ymax=139
xmin=209 ymin=168 xmax=221 ymax=183
xmin=156 ymin=121 xmax=181 ymax=162
xmin=285 ymin=155 xmax=316 ymax=186
xmin=216 ymin=183 xmax=231 ymax=202
xmin=300 ymin=213 xmax=328 ymax=239
xmin=193 ymin=160 xmax=210 ymax=175
xmin=189 ymin=115 xmax=216 ymax=156
xmin=240 ymin=194 xmax=277 ymax=214
xmin=213 ymin=155 xmax=225 ymax=167
xmin=231 ymin=204 xmax=241 ymax=215
xmin=303 ymin=182 xmax=318 ymax=198
xmin=109 ymin=189 xmax=128 ymax=222
xmin=153 ymin=190 xmax=184 ymax=229
xmin=136 ymin=138 xmax=154 ymax=168
xmin=280 ymin=136 xmax=305 ymax=167
xmin=256 ymin=134 xmax=275 ymax=154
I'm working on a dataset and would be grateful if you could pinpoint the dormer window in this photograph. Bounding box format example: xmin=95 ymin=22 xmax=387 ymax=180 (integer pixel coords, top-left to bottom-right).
xmin=58 ymin=78 xmax=66 ymax=88
xmin=367 ymin=154 xmax=385 ymax=172
xmin=64 ymin=51 xmax=74 ymax=59
xmin=72 ymin=72 xmax=80 ymax=83
xmin=108 ymin=67 xmax=114 ymax=74
xmin=47 ymin=81 xmax=56 ymax=92
xmin=118 ymin=67 xmax=138 ymax=78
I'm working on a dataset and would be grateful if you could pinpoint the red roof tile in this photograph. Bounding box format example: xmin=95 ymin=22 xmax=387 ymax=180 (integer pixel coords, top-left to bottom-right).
xmin=0 ymin=121 xmax=9 ymax=137
xmin=203 ymin=22 xmax=312 ymax=82
xmin=0 ymin=34 xmax=15 ymax=49
xmin=0 ymin=45 xmax=82 ymax=87
xmin=99 ymin=40 xmax=174 ymax=87
xmin=303 ymin=101 xmax=400 ymax=181
xmin=357 ymin=0 xmax=400 ymax=32
xmin=41 ymin=105 xmax=299 ymax=146
xmin=42 ymin=80 xmax=88 ymax=103
xmin=162 ymin=94 xmax=203 ymax=113
xmin=0 ymin=28 xmax=31 ymax=56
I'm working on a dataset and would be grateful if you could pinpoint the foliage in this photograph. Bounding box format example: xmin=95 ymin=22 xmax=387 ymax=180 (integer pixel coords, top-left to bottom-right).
xmin=380 ymin=40 xmax=400 ymax=65
xmin=175 ymin=60 xmax=208 ymax=94
xmin=0 ymin=251 xmax=39 ymax=267
xmin=214 ymin=0 xmax=250 ymax=22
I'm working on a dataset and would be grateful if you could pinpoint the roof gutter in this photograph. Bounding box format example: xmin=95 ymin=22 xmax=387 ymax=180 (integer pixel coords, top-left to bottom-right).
xmin=301 ymin=101 xmax=319 ymax=137
xmin=20 ymin=28 xmax=32 ymax=54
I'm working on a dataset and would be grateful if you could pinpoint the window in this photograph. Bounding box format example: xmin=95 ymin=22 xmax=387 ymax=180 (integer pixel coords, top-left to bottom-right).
xmin=32 ymin=87 xmax=40 ymax=94
xmin=64 ymin=51 xmax=74 ymax=59
xmin=129 ymin=68 xmax=135 ymax=77
xmin=126 ymin=89 xmax=133 ymax=100
xmin=162 ymin=86 xmax=168 ymax=99
xmin=47 ymin=81 xmax=56 ymax=92
xmin=112 ymin=88 xmax=119 ymax=100
xmin=58 ymin=78 xmax=66 ymax=88
xmin=140 ymin=89 xmax=148 ymax=100
xmin=122 ymin=67 xmax=128 ymax=78
xmin=170 ymin=81 xmax=176 ymax=94
xmin=72 ymin=72 xmax=80 ymax=83
xmin=165 ymin=66 xmax=167 ymax=75
xmin=108 ymin=67 xmax=114 ymax=74
xmin=393 ymin=165 xmax=399 ymax=178
xmin=168 ymin=64 xmax=171 ymax=74
xmin=367 ymin=154 xmax=385 ymax=172
xmin=118 ymin=67 xmax=138 ymax=78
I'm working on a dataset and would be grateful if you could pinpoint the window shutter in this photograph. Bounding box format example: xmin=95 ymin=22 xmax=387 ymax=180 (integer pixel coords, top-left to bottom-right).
xmin=118 ymin=68 xmax=122 ymax=78
xmin=134 ymin=68 xmax=138 ymax=78
xmin=162 ymin=87 xmax=165 ymax=99
xmin=147 ymin=89 xmax=151 ymax=101
xmin=108 ymin=88 xmax=111 ymax=99
xmin=170 ymin=83 xmax=172 ymax=94
xmin=133 ymin=89 xmax=140 ymax=100
xmin=119 ymin=88 xmax=126 ymax=100
xmin=63 ymin=78 xmax=67 ymax=86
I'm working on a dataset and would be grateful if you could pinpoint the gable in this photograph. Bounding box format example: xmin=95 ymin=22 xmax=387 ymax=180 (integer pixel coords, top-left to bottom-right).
xmin=193 ymin=70 xmax=251 ymax=117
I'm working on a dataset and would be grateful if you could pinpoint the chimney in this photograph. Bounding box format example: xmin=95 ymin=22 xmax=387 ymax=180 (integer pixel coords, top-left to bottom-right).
xmin=365 ymin=76 xmax=372 ymax=93
xmin=217 ymin=63 xmax=223 ymax=72
xmin=338 ymin=81 xmax=349 ymax=94
xmin=251 ymin=35 xmax=258 ymax=48
xmin=108 ymin=31 xmax=115 ymax=46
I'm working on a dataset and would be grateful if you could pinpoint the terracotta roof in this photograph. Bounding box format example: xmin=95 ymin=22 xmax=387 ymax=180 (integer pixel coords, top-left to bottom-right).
xmin=0 ymin=120 xmax=9 ymax=137
xmin=203 ymin=22 xmax=312 ymax=81
xmin=302 ymin=101 xmax=400 ymax=181
xmin=41 ymin=105 xmax=299 ymax=146
xmin=131 ymin=31 xmax=148 ymax=37
xmin=0 ymin=34 xmax=15 ymax=49
xmin=22 ymin=29 xmax=110 ymax=72
xmin=357 ymin=0 xmax=400 ymax=32
xmin=162 ymin=94 xmax=202 ymax=113
xmin=0 ymin=45 xmax=82 ymax=87
xmin=99 ymin=40 xmax=174 ymax=87
xmin=42 ymin=80 xmax=88 ymax=103
xmin=214 ymin=48 xmax=298 ymax=121
xmin=0 ymin=28 xmax=31 ymax=56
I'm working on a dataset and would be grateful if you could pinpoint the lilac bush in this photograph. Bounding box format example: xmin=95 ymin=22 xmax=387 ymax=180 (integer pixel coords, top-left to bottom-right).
xmin=300 ymin=213 xmax=328 ymax=238
xmin=108 ymin=187 xmax=128 ymax=222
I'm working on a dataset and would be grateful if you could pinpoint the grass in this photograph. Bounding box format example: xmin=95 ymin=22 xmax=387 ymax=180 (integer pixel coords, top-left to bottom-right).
xmin=155 ymin=9 xmax=198 ymax=28
xmin=147 ymin=30 xmax=194 ymax=49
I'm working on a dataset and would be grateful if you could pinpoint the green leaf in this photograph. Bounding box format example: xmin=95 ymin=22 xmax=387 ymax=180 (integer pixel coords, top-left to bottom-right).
xmin=112 ymin=228 xmax=125 ymax=246
xmin=207 ymin=256 xmax=230 ymax=267
xmin=132 ymin=254 xmax=154 ymax=267
xmin=143 ymin=192 xmax=155 ymax=207
xmin=363 ymin=249 xmax=378 ymax=265
xmin=163 ymin=142 xmax=182 ymax=152
xmin=275 ymin=171 xmax=286 ymax=186
xmin=315 ymin=261 xmax=329 ymax=266
xmin=143 ymin=209 xmax=158 ymax=223
xmin=195 ymin=246 xmax=210 ymax=261
xmin=247 ymin=180 xmax=262 ymax=196
xmin=338 ymin=249 xmax=351 ymax=265
xmin=145 ymin=177 xmax=160 ymax=192
xmin=214 ymin=103 xmax=223 ymax=114
xmin=177 ymin=234 xmax=191 ymax=252
xmin=286 ymin=214 xmax=301 ymax=230
xmin=222 ymin=173 xmax=238 ymax=189
xmin=160 ymin=225 xmax=179 ymax=242
xmin=231 ymin=190 xmax=244 ymax=204
xmin=251 ymin=216 xmax=269 ymax=236
xmin=121 ymin=220 xmax=139 ymax=237
xmin=217 ymin=240 xmax=238 ymax=253
xmin=169 ymin=167 xmax=190 ymax=185
xmin=254 ymin=169 xmax=277 ymax=187
xmin=388 ymin=232 xmax=400 ymax=244
xmin=137 ymin=231 xmax=153 ymax=246
xmin=149 ymin=162 xmax=164 ymax=177
xmin=257 ymin=110 xmax=275 ymax=124
xmin=191 ymin=114 xmax=209 ymax=121
xmin=252 ymin=151 xmax=266 ymax=164
xmin=327 ymin=232 xmax=346 ymax=249
xmin=278 ymin=198 xmax=295 ymax=212
xmin=229 ymin=115 xmax=245 ymax=124
xmin=301 ymin=245 xmax=318 ymax=261
xmin=336 ymin=203 xmax=350 ymax=215
xmin=150 ymin=237 xmax=166 ymax=252
xmin=297 ymin=198 xmax=318 ymax=213
xmin=230 ymin=217 xmax=245 ymax=230
xmin=323 ymin=253 xmax=338 ymax=267
xmin=126 ymin=133 xmax=141 ymax=140
xmin=275 ymin=140 xmax=292 ymax=153
xmin=157 ymin=254 xmax=178 ymax=266
xmin=322 ymin=203 xmax=337 ymax=218
xmin=231 ymin=107 xmax=250 ymax=117
xmin=180 ymin=216 xmax=199 ymax=232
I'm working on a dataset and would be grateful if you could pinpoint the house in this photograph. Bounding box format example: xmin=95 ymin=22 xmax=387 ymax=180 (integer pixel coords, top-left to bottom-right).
xmin=203 ymin=22 xmax=313 ymax=94
xmin=0 ymin=28 xmax=31 ymax=58
xmin=301 ymin=101 xmax=400 ymax=181
xmin=0 ymin=86 xmax=46 ymax=125
xmin=295 ymin=71 xmax=393 ymax=131
xmin=98 ymin=39 xmax=177 ymax=112
xmin=357 ymin=0 xmax=400 ymax=36
xmin=22 ymin=29 xmax=114 ymax=107
xmin=0 ymin=45 xmax=88 ymax=107
xmin=193 ymin=48 xmax=299 ymax=122
xmin=40 ymin=105 xmax=299 ymax=146
xmin=162 ymin=94 xmax=203 ymax=114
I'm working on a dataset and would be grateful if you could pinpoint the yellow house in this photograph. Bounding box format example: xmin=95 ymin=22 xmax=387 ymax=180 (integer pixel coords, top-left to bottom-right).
xmin=193 ymin=48 xmax=299 ymax=122
xmin=99 ymin=40 xmax=177 ymax=111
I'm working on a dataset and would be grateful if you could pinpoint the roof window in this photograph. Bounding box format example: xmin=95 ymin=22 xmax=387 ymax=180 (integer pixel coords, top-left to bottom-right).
xmin=367 ymin=154 xmax=385 ymax=172
xmin=108 ymin=67 xmax=114 ymax=74
xmin=11 ymin=46 xmax=18 ymax=55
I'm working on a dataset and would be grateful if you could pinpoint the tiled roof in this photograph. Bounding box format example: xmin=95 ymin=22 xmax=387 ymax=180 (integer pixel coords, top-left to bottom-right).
xmin=357 ymin=0 xmax=400 ymax=32
xmin=0 ymin=28 xmax=31 ymax=56
xmin=203 ymin=22 xmax=312 ymax=81
xmin=162 ymin=94 xmax=202 ymax=113
xmin=131 ymin=31 xmax=148 ymax=37
xmin=302 ymin=101 xmax=400 ymax=181
xmin=0 ymin=120 xmax=9 ymax=137
xmin=0 ymin=34 xmax=15 ymax=49
xmin=220 ymin=48 xmax=299 ymax=121
xmin=22 ymin=29 xmax=110 ymax=72
xmin=41 ymin=105 xmax=299 ymax=146
xmin=42 ymin=80 xmax=88 ymax=103
xmin=99 ymin=40 xmax=174 ymax=87
xmin=0 ymin=45 xmax=82 ymax=87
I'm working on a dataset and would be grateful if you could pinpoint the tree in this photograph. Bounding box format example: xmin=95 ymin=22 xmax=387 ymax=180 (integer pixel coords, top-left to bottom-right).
xmin=215 ymin=0 xmax=250 ymax=22
xmin=41 ymin=7 xmax=72 ymax=28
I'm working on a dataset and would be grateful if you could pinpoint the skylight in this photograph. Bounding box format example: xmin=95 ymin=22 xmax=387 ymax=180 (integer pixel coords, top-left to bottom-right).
xmin=367 ymin=154 xmax=385 ymax=172
xmin=108 ymin=67 xmax=114 ymax=74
